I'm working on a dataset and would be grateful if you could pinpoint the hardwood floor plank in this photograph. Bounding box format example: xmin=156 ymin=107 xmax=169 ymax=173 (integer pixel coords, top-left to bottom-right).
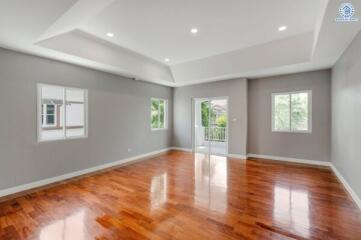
xmin=0 ymin=151 xmax=361 ymax=239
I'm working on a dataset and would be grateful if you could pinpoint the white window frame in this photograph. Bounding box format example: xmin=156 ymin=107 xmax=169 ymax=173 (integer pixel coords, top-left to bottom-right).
xmin=151 ymin=98 xmax=168 ymax=131
xmin=272 ymin=90 xmax=312 ymax=133
xmin=37 ymin=83 xmax=88 ymax=142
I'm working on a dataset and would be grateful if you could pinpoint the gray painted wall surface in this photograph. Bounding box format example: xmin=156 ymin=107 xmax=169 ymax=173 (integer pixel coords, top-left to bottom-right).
xmin=248 ymin=70 xmax=331 ymax=161
xmin=0 ymin=48 xmax=173 ymax=190
xmin=173 ymin=79 xmax=248 ymax=155
xmin=332 ymin=31 xmax=361 ymax=199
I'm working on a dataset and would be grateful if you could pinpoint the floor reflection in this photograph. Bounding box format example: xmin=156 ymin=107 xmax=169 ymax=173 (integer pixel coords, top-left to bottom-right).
xmin=150 ymin=173 xmax=168 ymax=210
xmin=273 ymin=185 xmax=310 ymax=238
xmin=39 ymin=210 xmax=86 ymax=240
xmin=194 ymin=153 xmax=228 ymax=213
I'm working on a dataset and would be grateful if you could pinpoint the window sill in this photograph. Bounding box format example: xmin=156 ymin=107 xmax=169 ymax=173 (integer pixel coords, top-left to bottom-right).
xmin=37 ymin=135 xmax=88 ymax=143
xmin=151 ymin=128 xmax=168 ymax=131
xmin=272 ymin=130 xmax=312 ymax=134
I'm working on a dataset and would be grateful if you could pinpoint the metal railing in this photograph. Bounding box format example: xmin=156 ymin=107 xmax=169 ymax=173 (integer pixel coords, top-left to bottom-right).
xmin=204 ymin=127 xmax=227 ymax=142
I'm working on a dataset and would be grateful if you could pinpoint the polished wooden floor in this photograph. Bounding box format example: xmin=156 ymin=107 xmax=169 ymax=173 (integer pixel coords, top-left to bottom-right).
xmin=1 ymin=151 xmax=361 ymax=239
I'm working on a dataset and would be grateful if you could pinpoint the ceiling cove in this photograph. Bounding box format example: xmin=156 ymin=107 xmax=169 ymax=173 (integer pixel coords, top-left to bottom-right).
xmin=0 ymin=0 xmax=360 ymax=86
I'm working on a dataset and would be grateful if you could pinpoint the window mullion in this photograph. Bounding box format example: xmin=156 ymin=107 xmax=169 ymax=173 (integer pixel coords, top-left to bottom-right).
xmin=289 ymin=93 xmax=292 ymax=131
xmin=157 ymin=99 xmax=160 ymax=129
xmin=165 ymin=100 xmax=167 ymax=129
xmin=63 ymin=87 xmax=66 ymax=139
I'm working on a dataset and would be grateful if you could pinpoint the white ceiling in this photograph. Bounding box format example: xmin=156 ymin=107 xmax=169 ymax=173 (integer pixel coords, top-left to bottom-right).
xmin=82 ymin=0 xmax=319 ymax=64
xmin=0 ymin=0 xmax=360 ymax=86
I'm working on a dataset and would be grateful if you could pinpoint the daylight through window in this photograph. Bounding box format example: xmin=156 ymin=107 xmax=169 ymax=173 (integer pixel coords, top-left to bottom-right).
xmin=151 ymin=98 xmax=167 ymax=130
xmin=38 ymin=84 xmax=87 ymax=141
xmin=272 ymin=91 xmax=311 ymax=133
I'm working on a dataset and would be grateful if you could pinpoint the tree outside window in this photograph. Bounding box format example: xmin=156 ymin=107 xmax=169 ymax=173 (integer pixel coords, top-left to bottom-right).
xmin=272 ymin=91 xmax=311 ymax=133
xmin=151 ymin=98 xmax=167 ymax=130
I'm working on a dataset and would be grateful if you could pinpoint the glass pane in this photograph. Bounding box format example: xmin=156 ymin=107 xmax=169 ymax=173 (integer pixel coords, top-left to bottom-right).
xmin=291 ymin=92 xmax=309 ymax=131
xmin=65 ymin=89 xmax=86 ymax=137
xmin=159 ymin=100 xmax=165 ymax=129
xmin=39 ymin=85 xmax=65 ymax=141
xmin=209 ymin=99 xmax=228 ymax=155
xmin=151 ymin=99 xmax=159 ymax=129
xmin=201 ymin=101 xmax=210 ymax=127
xmin=47 ymin=115 xmax=55 ymax=124
xmin=274 ymin=94 xmax=290 ymax=131
xmin=212 ymin=99 xmax=227 ymax=142
xmin=47 ymin=105 xmax=55 ymax=114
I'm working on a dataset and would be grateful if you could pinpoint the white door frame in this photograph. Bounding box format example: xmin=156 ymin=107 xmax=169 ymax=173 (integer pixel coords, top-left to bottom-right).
xmin=191 ymin=96 xmax=229 ymax=156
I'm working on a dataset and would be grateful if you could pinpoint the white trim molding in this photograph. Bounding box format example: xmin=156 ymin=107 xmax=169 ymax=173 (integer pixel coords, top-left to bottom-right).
xmin=0 ymin=148 xmax=172 ymax=198
xmin=227 ymin=153 xmax=248 ymax=159
xmin=246 ymin=153 xmax=331 ymax=166
xmin=330 ymin=164 xmax=361 ymax=210
xmin=171 ymin=147 xmax=247 ymax=159
xmin=171 ymin=147 xmax=193 ymax=152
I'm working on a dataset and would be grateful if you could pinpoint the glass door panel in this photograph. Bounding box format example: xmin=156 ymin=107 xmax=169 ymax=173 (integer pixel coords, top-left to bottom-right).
xmin=209 ymin=99 xmax=228 ymax=155
xmin=194 ymin=99 xmax=210 ymax=154
xmin=193 ymin=98 xmax=228 ymax=155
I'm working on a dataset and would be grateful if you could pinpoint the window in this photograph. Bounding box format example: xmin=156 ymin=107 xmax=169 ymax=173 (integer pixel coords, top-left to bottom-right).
xmin=42 ymin=104 xmax=56 ymax=127
xmin=151 ymin=98 xmax=167 ymax=130
xmin=272 ymin=91 xmax=311 ymax=133
xmin=38 ymin=84 xmax=88 ymax=141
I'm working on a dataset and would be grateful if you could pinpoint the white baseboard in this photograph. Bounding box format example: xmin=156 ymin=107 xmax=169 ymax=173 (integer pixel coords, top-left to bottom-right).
xmin=227 ymin=153 xmax=247 ymax=159
xmin=246 ymin=153 xmax=331 ymax=167
xmin=170 ymin=147 xmax=247 ymax=159
xmin=0 ymin=147 xmax=172 ymax=198
xmin=330 ymin=164 xmax=361 ymax=210
xmin=171 ymin=147 xmax=193 ymax=152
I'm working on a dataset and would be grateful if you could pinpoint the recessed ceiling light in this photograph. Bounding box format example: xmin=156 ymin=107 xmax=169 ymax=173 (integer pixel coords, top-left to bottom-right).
xmin=106 ymin=32 xmax=114 ymax=37
xmin=278 ymin=26 xmax=287 ymax=32
xmin=164 ymin=58 xmax=170 ymax=63
xmin=190 ymin=28 xmax=199 ymax=34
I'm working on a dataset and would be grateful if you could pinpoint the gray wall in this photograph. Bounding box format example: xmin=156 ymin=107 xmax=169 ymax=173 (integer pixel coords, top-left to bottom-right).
xmin=248 ymin=70 xmax=331 ymax=161
xmin=332 ymin=31 xmax=361 ymax=199
xmin=173 ymin=79 xmax=248 ymax=155
xmin=0 ymin=48 xmax=173 ymax=190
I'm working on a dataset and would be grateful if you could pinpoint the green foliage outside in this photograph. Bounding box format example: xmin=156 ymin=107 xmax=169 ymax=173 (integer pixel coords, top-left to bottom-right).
xmin=274 ymin=93 xmax=308 ymax=131
xmin=290 ymin=93 xmax=308 ymax=131
xmin=201 ymin=101 xmax=213 ymax=127
xmin=274 ymin=94 xmax=290 ymax=131
xmin=216 ymin=115 xmax=227 ymax=127
xmin=201 ymin=101 xmax=227 ymax=128
xmin=200 ymin=101 xmax=228 ymax=142
xmin=151 ymin=99 xmax=165 ymax=129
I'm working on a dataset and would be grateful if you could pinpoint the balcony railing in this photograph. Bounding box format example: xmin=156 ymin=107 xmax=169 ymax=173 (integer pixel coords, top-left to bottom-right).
xmin=204 ymin=127 xmax=227 ymax=142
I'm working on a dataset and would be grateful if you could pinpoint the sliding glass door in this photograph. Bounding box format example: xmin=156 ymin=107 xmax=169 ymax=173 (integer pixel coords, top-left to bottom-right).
xmin=193 ymin=97 xmax=228 ymax=155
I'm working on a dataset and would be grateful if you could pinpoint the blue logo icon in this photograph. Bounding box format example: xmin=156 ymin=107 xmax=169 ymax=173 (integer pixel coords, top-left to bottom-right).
xmin=336 ymin=3 xmax=359 ymax=22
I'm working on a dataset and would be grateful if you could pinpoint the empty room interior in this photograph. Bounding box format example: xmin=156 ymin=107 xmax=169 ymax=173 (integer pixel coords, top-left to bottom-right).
xmin=1 ymin=0 xmax=361 ymax=239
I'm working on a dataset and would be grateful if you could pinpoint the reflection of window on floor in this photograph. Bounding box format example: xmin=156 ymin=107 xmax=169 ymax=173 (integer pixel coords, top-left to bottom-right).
xmin=273 ymin=185 xmax=310 ymax=238
xmin=150 ymin=173 xmax=167 ymax=210
xmin=40 ymin=210 xmax=86 ymax=240
xmin=38 ymin=84 xmax=87 ymax=142
xmin=194 ymin=154 xmax=228 ymax=213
